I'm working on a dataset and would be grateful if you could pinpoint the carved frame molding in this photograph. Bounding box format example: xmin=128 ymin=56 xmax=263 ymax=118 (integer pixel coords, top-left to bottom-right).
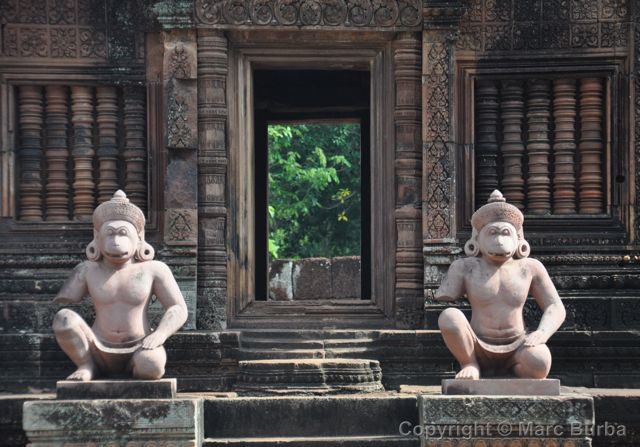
xmin=226 ymin=32 xmax=396 ymax=328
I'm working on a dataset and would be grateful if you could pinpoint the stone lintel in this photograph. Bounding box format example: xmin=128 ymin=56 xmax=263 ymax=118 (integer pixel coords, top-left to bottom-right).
xmin=56 ymin=378 xmax=177 ymax=400
xmin=442 ymin=378 xmax=561 ymax=396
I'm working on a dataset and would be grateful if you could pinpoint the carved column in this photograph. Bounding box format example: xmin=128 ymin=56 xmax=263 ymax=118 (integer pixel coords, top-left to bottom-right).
xmin=44 ymin=86 xmax=70 ymax=221
xmin=500 ymin=80 xmax=525 ymax=210
xmin=394 ymin=33 xmax=423 ymax=329
xmin=526 ymin=79 xmax=552 ymax=215
xmin=578 ymin=78 xmax=605 ymax=214
xmin=422 ymin=5 xmax=461 ymax=322
xmin=71 ymin=86 xmax=96 ymax=220
xmin=635 ymin=7 xmax=640 ymax=242
xmin=96 ymin=86 xmax=119 ymax=204
xmin=123 ymin=86 xmax=147 ymax=213
xmin=552 ymin=79 xmax=578 ymax=214
xmin=161 ymin=22 xmax=198 ymax=329
xmin=197 ymin=30 xmax=228 ymax=330
xmin=475 ymin=80 xmax=500 ymax=205
xmin=18 ymin=86 xmax=44 ymax=221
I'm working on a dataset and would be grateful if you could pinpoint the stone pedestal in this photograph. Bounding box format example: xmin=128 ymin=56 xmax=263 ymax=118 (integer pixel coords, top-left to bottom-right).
xmin=418 ymin=394 xmax=594 ymax=446
xmin=442 ymin=378 xmax=560 ymax=396
xmin=56 ymin=378 xmax=177 ymax=399
xmin=23 ymin=398 xmax=202 ymax=446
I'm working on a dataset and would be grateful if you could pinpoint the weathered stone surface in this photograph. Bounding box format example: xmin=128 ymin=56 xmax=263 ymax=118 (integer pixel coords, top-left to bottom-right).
xmin=269 ymin=259 xmax=293 ymax=301
xmin=234 ymin=359 xmax=384 ymax=395
xmin=23 ymin=398 xmax=203 ymax=446
xmin=331 ymin=256 xmax=361 ymax=299
xmin=442 ymin=378 xmax=560 ymax=396
xmin=56 ymin=378 xmax=177 ymax=399
xmin=418 ymin=394 xmax=594 ymax=447
xmin=204 ymin=394 xmax=419 ymax=439
xmin=292 ymin=257 xmax=332 ymax=300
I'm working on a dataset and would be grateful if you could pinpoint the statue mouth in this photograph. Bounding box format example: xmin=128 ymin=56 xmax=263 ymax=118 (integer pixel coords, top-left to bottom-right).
xmin=105 ymin=251 xmax=129 ymax=258
xmin=487 ymin=251 xmax=510 ymax=258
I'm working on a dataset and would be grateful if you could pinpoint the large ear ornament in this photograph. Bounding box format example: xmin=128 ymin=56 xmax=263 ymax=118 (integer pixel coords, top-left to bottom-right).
xmin=136 ymin=240 xmax=155 ymax=261
xmin=464 ymin=239 xmax=480 ymax=257
xmin=516 ymin=240 xmax=531 ymax=259
xmin=86 ymin=240 xmax=101 ymax=261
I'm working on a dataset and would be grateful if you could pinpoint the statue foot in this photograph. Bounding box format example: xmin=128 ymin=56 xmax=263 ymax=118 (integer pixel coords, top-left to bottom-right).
xmin=66 ymin=364 xmax=95 ymax=381
xmin=455 ymin=363 xmax=480 ymax=380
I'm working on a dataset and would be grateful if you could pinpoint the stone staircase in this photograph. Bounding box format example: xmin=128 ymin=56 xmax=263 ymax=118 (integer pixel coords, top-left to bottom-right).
xmin=234 ymin=330 xmax=386 ymax=395
xmin=201 ymin=393 xmax=420 ymax=446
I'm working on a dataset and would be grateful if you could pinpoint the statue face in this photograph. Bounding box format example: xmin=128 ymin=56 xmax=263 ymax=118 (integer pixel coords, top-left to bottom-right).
xmin=97 ymin=220 xmax=139 ymax=264
xmin=478 ymin=221 xmax=518 ymax=263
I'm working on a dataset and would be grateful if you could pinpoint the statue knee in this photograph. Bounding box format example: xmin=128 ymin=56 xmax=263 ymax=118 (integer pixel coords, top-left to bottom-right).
xmin=52 ymin=309 xmax=83 ymax=333
xmin=132 ymin=348 xmax=166 ymax=380
xmin=514 ymin=345 xmax=551 ymax=379
xmin=438 ymin=307 xmax=466 ymax=334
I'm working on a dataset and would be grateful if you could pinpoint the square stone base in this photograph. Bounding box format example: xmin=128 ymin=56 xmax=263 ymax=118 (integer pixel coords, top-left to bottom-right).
xmin=442 ymin=378 xmax=560 ymax=396
xmin=23 ymin=398 xmax=202 ymax=446
xmin=56 ymin=378 xmax=177 ymax=399
xmin=419 ymin=394 xmax=594 ymax=446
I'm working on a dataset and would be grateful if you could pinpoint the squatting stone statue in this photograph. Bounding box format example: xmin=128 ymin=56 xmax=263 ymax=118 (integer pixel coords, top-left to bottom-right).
xmin=436 ymin=190 xmax=566 ymax=380
xmin=53 ymin=190 xmax=188 ymax=381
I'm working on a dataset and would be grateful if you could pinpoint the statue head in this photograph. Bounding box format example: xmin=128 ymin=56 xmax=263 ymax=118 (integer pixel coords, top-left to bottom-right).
xmin=464 ymin=190 xmax=530 ymax=260
xmin=86 ymin=190 xmax=155 ymax=263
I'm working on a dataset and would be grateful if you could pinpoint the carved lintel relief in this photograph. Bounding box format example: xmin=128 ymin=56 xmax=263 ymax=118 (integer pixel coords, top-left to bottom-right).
xmin=193 ymin=0 xmax=422 ymax=29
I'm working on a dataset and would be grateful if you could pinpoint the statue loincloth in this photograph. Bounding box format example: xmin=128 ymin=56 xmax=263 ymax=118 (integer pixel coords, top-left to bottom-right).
xmin=91 ymin=334 xmax=144 ymax=355
xmin=475 ymin=332 xmax=526 ymax=355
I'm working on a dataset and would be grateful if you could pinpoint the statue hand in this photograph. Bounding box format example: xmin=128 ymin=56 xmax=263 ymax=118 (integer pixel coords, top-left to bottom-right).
xmin=523 ymin=330 xmax=547 ymax=347
xmin=141 ymin=331 xmax=166 ymax=350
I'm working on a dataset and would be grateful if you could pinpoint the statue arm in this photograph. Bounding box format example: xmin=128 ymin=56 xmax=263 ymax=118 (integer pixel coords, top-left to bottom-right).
xmin=142 ymin=262 xmax=188 ymax=350
xmin=526 ymin=259 xmax=566 ymax=345
xmin=53 ymin=262 xmax=89 ymax=304
xmin=434 ymin=259 xmax=466 ymax=302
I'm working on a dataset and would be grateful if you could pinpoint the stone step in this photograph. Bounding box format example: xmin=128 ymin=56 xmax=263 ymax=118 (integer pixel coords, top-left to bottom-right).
xmin=235 ymin=348 xmax=324 ymax=360
xmin=204 ymin=394 xmax=418 ymax=439
xmin=240 ymin=338 xmax=325 ymax=350
xmin=238 ymin=330 xmax=379 ymax=340
xmin=202 ymin=435 xmax=418 ymax=446
xmin=233 ymin=359 xmax=384 ymax=395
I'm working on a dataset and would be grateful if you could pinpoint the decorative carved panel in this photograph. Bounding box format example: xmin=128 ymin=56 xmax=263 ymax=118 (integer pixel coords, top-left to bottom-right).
xmin=456 ymin=0 xmax=630 ymax=52
xmin=14 ymin=84 xmax=148 ymax=221
xmin=0 ymin=0 xmax=145 ymax=61
xmin=473 ymin=76 xmax=607 ymax=216
xmin=194 ymin=0 xmax=422 ymax=28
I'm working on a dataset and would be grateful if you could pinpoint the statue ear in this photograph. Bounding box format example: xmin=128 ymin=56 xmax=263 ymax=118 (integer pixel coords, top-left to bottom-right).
xmin=86 ymin=239 xmax=101 ymax=261
xmin=516 ymin=240 xmax=530 ymax=259
xmin=464 ymin=228 xmax=480 ymax=257
xmin=135 ymin=240 xmax=155 ymax=261
xmin=464 ymin=239 xmax=479 ymax=257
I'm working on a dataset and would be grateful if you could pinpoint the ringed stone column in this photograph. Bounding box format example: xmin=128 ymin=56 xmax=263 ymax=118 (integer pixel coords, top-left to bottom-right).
xmin=196 ymin=30 xmax=228 ymax=330
xmin=394 ymin=32 xmax=424 ymax=329
xmin=422 ymin=6 xmax=461 ymax=323
xmin=156 ymin=1 xmax=199 ymax=329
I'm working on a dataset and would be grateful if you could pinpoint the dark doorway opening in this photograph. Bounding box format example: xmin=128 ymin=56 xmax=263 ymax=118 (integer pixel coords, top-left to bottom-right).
xmin=253 ymin=69 xmax=371 ymax=301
